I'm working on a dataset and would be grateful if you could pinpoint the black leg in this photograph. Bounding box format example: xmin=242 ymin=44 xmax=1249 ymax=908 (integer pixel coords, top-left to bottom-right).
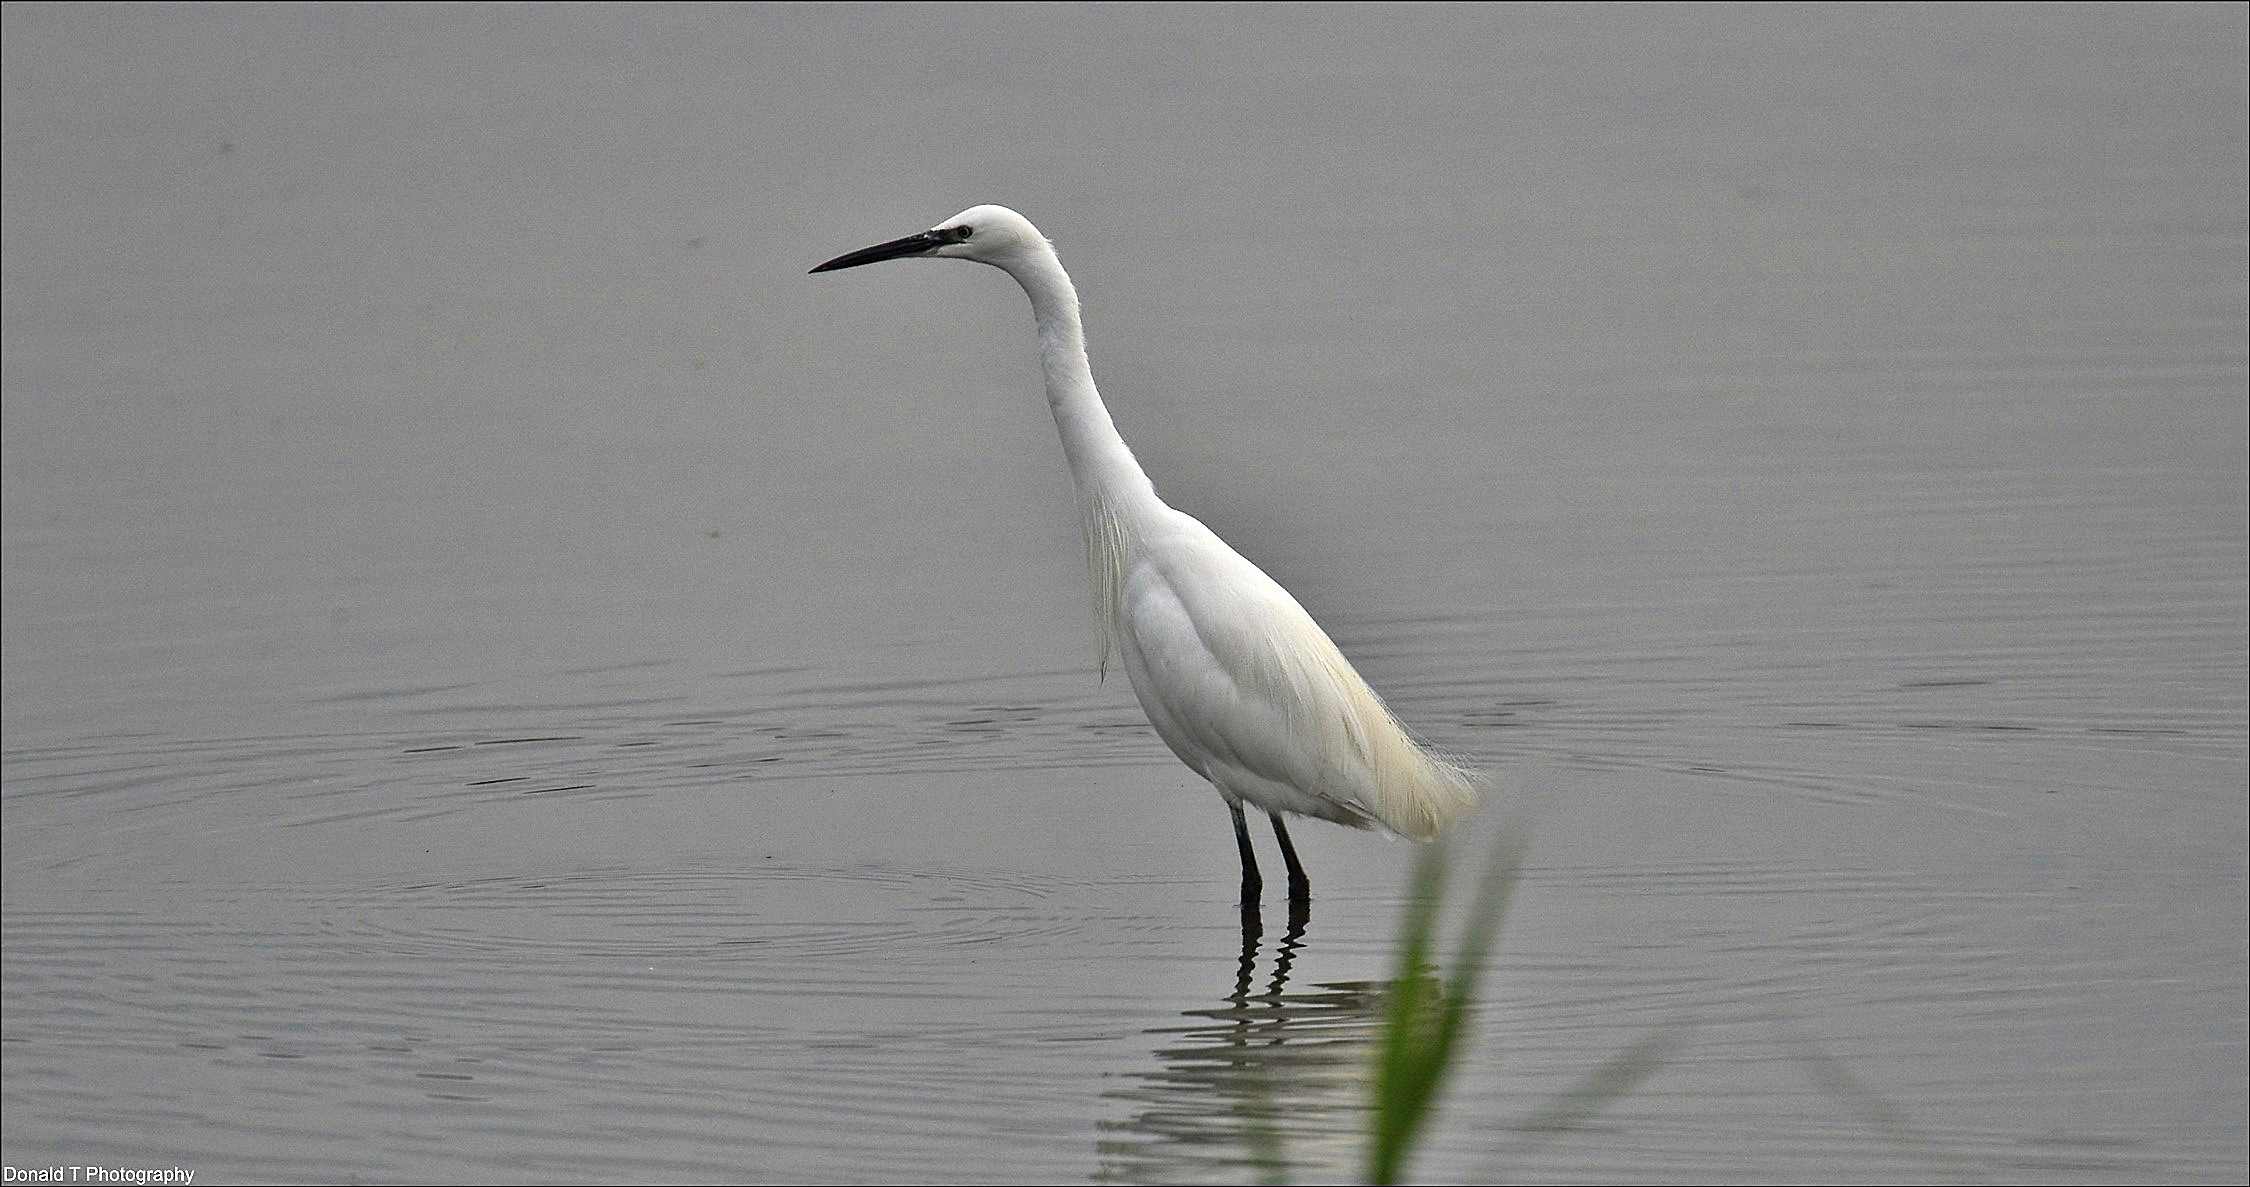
xmin=1269 ymin=811 xmax=1310 ymax=904
xmin=1230 ymin=802 xmax=1262 ymax=904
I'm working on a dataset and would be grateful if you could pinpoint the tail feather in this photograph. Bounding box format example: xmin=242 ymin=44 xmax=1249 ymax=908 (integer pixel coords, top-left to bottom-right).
xmin=1296 ymin=632 xmax=1483 ymax=841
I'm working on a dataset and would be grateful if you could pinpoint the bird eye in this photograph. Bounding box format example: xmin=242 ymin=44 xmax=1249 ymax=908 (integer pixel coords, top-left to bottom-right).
xmin=952 ymin=226 xmax=973 ymax=241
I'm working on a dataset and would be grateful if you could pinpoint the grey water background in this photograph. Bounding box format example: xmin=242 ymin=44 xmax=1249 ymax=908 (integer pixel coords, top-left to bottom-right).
xmin=4 ymin=4 xmax=2244 ymax=1182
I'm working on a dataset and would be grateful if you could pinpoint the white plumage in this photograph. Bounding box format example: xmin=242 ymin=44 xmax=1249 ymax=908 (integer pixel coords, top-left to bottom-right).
xmin=813 ymin=204 xmax=1480 ymax=902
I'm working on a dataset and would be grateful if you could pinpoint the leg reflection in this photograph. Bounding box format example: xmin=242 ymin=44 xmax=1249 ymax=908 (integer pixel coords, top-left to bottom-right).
xmin=1267 ymin=894 xmax=1308 ymax=999
xmin=1095 ymin=896 xmax=1388 ymax=1184
xmin=1233 ymin=897 xmax=1264 ymax=1004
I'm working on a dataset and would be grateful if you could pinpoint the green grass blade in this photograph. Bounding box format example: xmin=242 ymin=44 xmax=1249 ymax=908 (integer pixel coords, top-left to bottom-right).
xmin=1367 ymin=837 xmax=1525 ymax=1185
xmin=1367 ymin=840 xmax=1448 ymax=1185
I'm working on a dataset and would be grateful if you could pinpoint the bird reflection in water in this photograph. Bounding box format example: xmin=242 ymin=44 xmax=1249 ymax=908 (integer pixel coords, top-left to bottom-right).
xmin=1095 ymin=901 xmax=1387 ymax=1184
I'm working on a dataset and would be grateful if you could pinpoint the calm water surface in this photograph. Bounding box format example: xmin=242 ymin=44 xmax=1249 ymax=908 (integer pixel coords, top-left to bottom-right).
xmin=4 ymin=6 xmax=2245 ymax=1183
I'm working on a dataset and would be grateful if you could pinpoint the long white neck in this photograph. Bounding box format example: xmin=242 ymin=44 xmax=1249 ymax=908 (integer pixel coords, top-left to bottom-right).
xmin=1000 ymin=247 xmax=1158 ymax=510
xmin=997 ymin=243 xmax=1159 ymax=677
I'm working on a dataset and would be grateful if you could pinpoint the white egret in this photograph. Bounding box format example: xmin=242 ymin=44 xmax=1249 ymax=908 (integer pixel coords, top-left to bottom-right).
xmin=812 ymin=205 xmax=1480 ymax=904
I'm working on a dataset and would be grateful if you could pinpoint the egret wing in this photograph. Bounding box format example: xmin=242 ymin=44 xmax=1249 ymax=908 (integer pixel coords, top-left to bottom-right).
xmin=1120 ymin=512 xmax=1475 ymax=838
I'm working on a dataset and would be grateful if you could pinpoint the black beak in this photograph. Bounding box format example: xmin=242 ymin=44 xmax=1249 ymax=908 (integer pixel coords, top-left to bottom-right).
xmin=809 ymin=230 xmax=942 ymax=274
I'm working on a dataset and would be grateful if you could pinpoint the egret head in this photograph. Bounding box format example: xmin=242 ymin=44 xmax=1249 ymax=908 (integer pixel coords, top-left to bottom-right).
xmin=809 ymin=204 xmax=1050 ymax=275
